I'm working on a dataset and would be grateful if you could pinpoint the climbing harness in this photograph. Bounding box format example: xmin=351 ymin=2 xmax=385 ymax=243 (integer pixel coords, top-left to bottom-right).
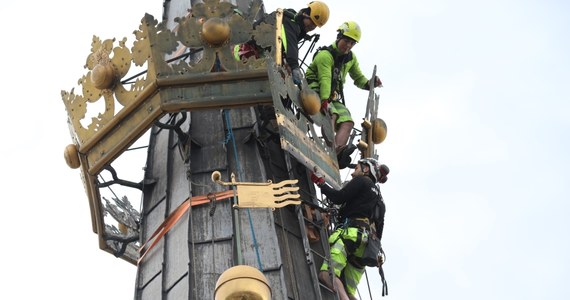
xmin=307 ymin=45 xmax=353 ymax=105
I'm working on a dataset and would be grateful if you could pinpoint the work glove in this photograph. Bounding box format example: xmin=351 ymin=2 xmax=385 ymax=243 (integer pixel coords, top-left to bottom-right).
xmin=292 ymin=68 xmax=303 ymax=85
xmin=321 ymin=99 xmax=330 ymax=112
xmin=321 ymin=90 xmax=339 ymax=113
xmin=378 ymin=252 xmax=385 ymax=266
xmin=364 ymin=76 xmax=382 ymax=90
xmin=310 ymin=171 xmax=325 ymax=187
xmin=379 ymin=164 xmax=389 ymax=183
xmin=373 ymin=76 xmax=382 ymax=88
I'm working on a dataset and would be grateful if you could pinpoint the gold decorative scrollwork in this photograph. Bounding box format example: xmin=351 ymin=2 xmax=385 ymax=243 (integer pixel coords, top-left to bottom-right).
xmin=62 ymin=34 xmax=156 ymax=146
xmin=62 ymin=0 xmax=274 ymax=148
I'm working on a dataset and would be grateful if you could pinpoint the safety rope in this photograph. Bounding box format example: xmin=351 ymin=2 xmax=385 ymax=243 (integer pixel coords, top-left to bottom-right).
xmin=223 ymin=109 xmax=264 ymax=271
xmin=222 ymin=111 xmax=243 ymax=265
xmin=363 ymin=268 xmax=373 ymax=299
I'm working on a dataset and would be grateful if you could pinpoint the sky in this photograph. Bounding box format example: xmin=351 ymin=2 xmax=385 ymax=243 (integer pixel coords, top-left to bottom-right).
xmin=1 ymin=0 xmax=569 ymax=299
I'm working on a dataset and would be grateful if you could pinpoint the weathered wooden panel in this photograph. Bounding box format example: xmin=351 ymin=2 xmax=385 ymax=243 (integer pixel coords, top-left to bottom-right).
xmin=190 ymin=110 xmax=226 ymax=142
xmin=226 ymin=107 xmax=256 ymax=128
xmin=193 ymin=242 xmax=233 ymax=299
xmin=189 ymin=110 xmax=228 ymax=177
xmin=138 ymin=271 xmax=163 ymax=299
xmin=138 ymin=121 xmax=171 ymax=293
xmin=166 ymin=278 xmax=189 ymax=300
xmin=235 ymin=208 xmax=288 ymax=300
xmin=144 ymin=119 xmax=171 ymax=210
xmin=190 ymin=144 xmax=228 ymax=174
xmin=164 ymin=213 xmax=190 ymax=289
xmin=138 ymin=203 xmax=166 ymax=287
xmin=168 ymin=114 xmax=191 ymax=206
xmin=275 ymin=206 xmax=319 ymax=300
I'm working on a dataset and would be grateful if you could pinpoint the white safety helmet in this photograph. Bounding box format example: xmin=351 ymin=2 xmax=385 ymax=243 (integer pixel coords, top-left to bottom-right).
xmin=358 ymin=158 xmax=389 ymax=183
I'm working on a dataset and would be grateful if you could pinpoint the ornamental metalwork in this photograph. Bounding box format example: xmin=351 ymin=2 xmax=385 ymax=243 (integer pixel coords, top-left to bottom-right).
xmin=61 ymin=0 xmax=340 ymax=263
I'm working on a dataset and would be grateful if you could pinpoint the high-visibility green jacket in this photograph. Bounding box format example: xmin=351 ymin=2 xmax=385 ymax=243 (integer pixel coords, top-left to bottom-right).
xmin=305 ymin=42 xmax=369 ymax=101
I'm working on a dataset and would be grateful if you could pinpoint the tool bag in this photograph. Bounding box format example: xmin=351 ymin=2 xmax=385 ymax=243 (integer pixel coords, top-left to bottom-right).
xmin=360 ymin=234 xmax=382 ymax=267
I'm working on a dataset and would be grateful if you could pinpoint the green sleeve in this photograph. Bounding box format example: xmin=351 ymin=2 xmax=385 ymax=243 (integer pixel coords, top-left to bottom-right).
xmin=348 ymin=55 xmax=369 ymax=89
xmin=313 ymin=51 xmax=335 ymax=101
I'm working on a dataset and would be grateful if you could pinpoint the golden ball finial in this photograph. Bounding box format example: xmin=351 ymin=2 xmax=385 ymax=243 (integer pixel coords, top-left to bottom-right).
xmin=201 ymin=17 xmax=231 ymax=47
xmin=371 ymin=118 xmax=388 ymax=144
xmin=91 ymin=63 xmax=116 ymax=90
xmin=300 ymin=88 xmax=321 ymax=115
xmin=64 ymin=144 xmax=80 ymax=169
xmin=214 ymin=265 xmax=271 ymax=300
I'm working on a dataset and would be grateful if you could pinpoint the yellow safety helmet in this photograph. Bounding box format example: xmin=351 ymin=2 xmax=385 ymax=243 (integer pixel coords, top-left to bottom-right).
xmin=307 ymin=1 xmax=330 ymax=27
xmin=338 ymin=21 xmax=361 ymax=43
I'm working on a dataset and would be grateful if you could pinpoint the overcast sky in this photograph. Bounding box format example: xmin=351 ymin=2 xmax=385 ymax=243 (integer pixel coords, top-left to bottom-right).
xmin=1 ymin=0 xmax=568 ymax=299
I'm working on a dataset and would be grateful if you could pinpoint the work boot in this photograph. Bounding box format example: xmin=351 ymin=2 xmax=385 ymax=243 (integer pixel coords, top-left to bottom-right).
xmin=336 ymin=144 xmax=357 ymax=169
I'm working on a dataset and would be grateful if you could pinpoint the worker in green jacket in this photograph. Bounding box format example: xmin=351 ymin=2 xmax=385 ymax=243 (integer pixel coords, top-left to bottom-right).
xmin=305 ymin=21 xmax=382 ymax=169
